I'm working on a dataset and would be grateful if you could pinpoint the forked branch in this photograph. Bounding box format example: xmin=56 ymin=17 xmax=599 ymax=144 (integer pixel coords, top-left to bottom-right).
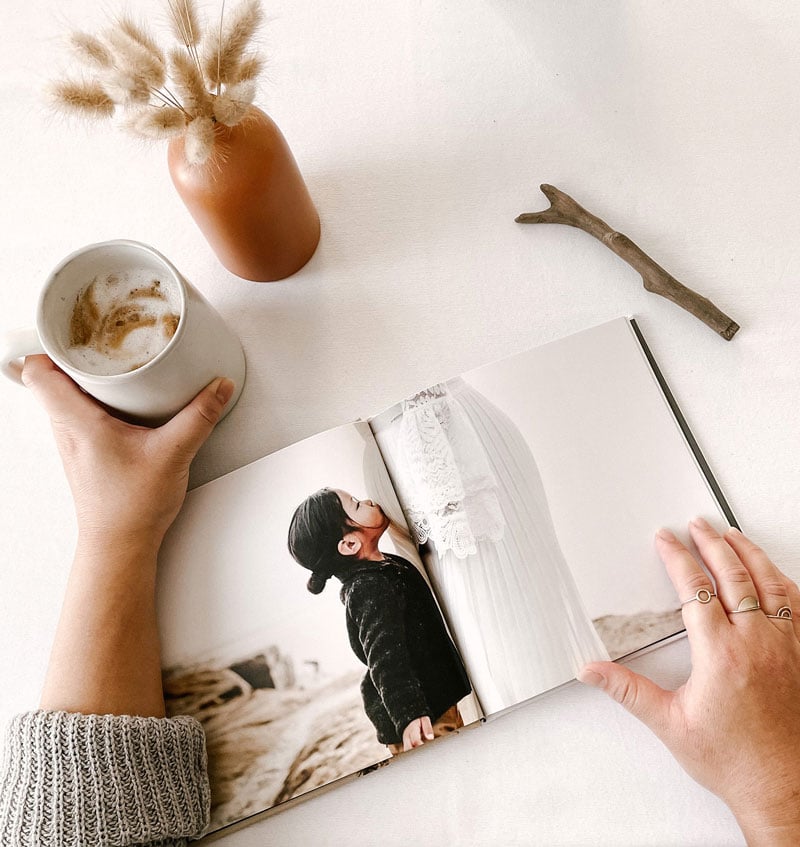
xmin=516 ymin=184 xmax=740 ymax=341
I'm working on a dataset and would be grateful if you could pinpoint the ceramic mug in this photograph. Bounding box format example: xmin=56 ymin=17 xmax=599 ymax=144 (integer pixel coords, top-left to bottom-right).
xmin=0 ymin=239 xmax=246 ymax=424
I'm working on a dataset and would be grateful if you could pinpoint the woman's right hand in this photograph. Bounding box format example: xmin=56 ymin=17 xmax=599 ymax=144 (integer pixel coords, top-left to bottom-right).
xmin=22 ymin=354 xmax=234 ymax=551
xmin=579 ymin=519 xmax=800 ymax=846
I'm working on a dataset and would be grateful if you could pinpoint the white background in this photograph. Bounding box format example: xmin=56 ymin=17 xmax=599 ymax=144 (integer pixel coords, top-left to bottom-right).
xmin=2 ymin=2 xmax=799 ymax=845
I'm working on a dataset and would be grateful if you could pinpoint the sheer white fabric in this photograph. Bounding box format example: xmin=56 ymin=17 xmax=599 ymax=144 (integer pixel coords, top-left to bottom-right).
xmin=372 ymin=378 xmax=609 ymax=714
xmin=397 ymin=384 xmax=505 ymax=558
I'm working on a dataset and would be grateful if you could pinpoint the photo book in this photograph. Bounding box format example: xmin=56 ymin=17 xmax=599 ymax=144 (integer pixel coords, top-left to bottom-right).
xmin=156 ymin=316 xmax=737 ymax=839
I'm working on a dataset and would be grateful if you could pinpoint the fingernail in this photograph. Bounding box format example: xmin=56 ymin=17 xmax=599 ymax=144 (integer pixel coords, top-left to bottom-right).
xmin=425 ymin=732 xmax=435 ymax=740
xmin=216 ymin=378 xmax=235 ymax=405
xmin=656 ymin=528 xmax=676 ymax=542
xmin=726 ymin=526 xmax=743 ymax=537
xmin=577 ymin=667 xmax=607 ymax=689
xmin=690 ymin=516 xmax=711 ymax=530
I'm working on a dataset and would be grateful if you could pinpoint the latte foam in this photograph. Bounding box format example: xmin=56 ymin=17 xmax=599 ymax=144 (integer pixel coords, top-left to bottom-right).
xmin=66 ymin=269 xmax=181 ymax=376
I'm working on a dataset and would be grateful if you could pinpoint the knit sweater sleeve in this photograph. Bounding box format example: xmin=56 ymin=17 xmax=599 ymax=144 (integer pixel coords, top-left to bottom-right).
xmin=346 ymin=573 xmax=430 ymax=735
xmin=0 ymin=710 xmax=210 ymax=847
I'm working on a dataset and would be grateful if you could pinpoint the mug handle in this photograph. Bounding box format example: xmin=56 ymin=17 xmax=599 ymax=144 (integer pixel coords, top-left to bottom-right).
xmin=0 ymin=328 xmax=45 ymax=384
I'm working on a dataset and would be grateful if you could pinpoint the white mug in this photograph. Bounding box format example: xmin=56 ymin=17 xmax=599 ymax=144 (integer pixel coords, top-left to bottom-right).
xmin=0 ymin=240 xmax=246 ymax=424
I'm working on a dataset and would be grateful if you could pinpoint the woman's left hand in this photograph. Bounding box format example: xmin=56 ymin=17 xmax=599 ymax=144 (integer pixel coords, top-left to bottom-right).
xmin=579 ymin=519 xmax=800 ymax=845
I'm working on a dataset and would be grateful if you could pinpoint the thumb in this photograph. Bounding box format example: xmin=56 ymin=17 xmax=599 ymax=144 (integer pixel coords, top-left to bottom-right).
xmin=578 ymin=662 xmax=672 ymax=736
xmin=158 ymin=377 xmax=235 ymax=460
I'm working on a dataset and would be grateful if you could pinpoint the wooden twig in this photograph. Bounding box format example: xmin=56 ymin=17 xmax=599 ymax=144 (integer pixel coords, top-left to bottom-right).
xmin=516 ymin=184 xmax=740 ymax=341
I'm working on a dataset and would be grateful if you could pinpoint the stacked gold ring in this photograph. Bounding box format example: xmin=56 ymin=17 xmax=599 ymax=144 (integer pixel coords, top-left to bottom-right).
xmin=680 ymin=591 xmax=793 ymax=621
xmin=680 ymin=588 xmax=716 ymax=607
xmin=729 ymin=595 xmax=761 ymax=614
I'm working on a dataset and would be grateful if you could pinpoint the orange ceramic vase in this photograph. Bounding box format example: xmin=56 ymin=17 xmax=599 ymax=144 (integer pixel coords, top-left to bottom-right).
xmin=167 ymin=107 xmax=320 ymax=282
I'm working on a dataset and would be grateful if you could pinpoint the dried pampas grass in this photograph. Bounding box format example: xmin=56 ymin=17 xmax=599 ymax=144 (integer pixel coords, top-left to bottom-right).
xmin=213 ymin=80 xmax=255 ymax=125
xmin=117 ymin=16 xmax=166 ymax=67
xmin=204 ymin=0 xmax=263 ymax=88
xmin=169 ymin=48 xmax=212 ymax=117
xmin=50 ymin=0 xmax=266 ymax=165
xmin=185 ymin=115 xmax=216 ymax=164
xmin=68 ymin=33 xmax=112 ymax=69
xmin=49 ymin=80 xmax=115 ymax=117
xmin=126 ymin=106 xmax=186 ymax=139
xmin=105 ymin=30 xmax=166 ymax=90
xmin=229 ymin=54 xmax=263 ymax=84
xmin=167 ymin=0 xmax=203 ymax=49
xmin=99 ymin=68 xmax=153 ymax=105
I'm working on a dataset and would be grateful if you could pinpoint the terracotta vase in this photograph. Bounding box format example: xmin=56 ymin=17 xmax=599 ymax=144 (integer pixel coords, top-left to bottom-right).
xmin=167 ymin=107 xmax=320 ymax=282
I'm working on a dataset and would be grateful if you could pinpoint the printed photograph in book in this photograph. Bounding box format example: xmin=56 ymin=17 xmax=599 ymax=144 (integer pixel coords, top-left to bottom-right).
xmin=156 ymin=422 xmax=481 ymax=834
xmin=154 ymin=316 xmax=734 ymax=833
xmin=370 ymin=318 xmax=719 ymax=717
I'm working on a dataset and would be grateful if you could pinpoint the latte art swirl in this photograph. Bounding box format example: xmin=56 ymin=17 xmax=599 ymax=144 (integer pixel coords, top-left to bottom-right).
xmin=67 ymin=271 xmax=181 ymax=375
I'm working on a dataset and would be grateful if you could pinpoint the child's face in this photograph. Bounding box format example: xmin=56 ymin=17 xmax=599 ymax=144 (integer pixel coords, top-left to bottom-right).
xmin=335 ymin=490 xmax=388 ymax=532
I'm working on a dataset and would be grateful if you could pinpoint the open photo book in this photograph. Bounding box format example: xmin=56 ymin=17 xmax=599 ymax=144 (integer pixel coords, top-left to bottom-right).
xmin=156 ymin=317 xmax=737 ymax=838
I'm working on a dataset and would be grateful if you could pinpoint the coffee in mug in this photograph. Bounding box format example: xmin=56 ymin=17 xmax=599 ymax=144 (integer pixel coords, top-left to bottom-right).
xmin=0 ymin=240 xmax=246 ymax=424
xmin=66 ymin=270 xmax=181 ymax=376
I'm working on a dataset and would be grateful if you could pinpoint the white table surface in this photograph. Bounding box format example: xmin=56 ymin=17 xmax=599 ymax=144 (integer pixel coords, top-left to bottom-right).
xmin=2 ymin=2 xmax=799 ymax=844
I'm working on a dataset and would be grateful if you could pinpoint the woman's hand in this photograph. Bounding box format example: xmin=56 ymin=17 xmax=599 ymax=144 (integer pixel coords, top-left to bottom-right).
xmin=23 ymin=354 xmax=235 ymax=716
xmin=579 ymin=518 xmax=800 ymax=846
xmin=22 ymin=354 xmax=234 ymax=550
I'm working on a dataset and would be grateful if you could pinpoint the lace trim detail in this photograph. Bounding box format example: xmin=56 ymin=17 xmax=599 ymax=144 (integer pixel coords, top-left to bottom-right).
xmin=402 ymin=384 xmax=449 ymax=409
xmin=395 ymin=383 xmax=505 ymax=558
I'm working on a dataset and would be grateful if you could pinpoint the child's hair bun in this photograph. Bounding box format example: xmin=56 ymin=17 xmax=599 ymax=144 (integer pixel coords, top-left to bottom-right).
xmin=307 ymin=571 xmax=330 ymax=595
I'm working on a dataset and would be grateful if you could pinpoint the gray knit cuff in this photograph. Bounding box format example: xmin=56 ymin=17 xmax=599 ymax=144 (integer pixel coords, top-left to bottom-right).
xmin=0 ymin=710 xmax=210 ymax=847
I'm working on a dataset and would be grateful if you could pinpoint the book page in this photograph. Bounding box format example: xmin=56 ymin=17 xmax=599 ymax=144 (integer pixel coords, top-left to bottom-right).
xmin=157 ymin=421 xmax=480 ymax=835
xmin=370 ymin=317 xmax=732 ymax=717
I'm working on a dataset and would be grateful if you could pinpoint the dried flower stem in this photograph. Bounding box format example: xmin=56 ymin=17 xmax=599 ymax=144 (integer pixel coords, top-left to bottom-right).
xmin=167 ymin=0 xmax=204 ymax=79
xmin=155 ymin=84 xmax=189 ymax=113
xmin=216 ymin=0 xmax=226 ymax=95
xmin=205 ymin=0 xmax=262 ymax=88
xmin=183 ymin=0 xmax=203 ymax=71
xmin=150 ymin=87 xmax=187 ymax=114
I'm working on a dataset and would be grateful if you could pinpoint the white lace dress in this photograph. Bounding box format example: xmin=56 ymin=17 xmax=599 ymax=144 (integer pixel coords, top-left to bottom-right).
xmin=371 ymin=378 xmax=609 ymax=714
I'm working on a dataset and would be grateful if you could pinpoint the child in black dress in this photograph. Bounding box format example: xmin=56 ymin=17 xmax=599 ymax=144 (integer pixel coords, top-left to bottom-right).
xmin=288 ymin=487 xmax=471 ymax=753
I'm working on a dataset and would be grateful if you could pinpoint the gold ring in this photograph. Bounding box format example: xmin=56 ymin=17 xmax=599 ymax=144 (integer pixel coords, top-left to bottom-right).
xmin=728 ymin=595 xmax=761 ymax=614
xmin=681 ymin=588 xmax=716 ymax=607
